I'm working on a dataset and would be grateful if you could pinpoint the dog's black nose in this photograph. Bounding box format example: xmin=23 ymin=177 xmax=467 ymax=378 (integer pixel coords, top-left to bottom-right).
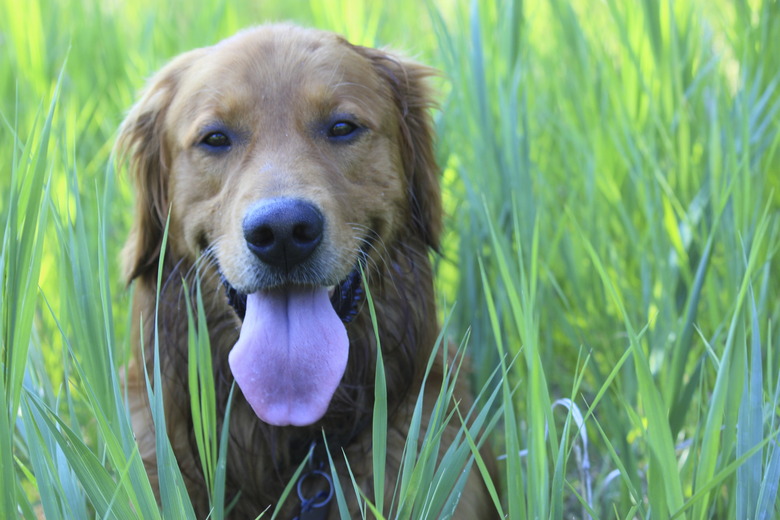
xmin=243 ymin=198 xmax=324 ymax=270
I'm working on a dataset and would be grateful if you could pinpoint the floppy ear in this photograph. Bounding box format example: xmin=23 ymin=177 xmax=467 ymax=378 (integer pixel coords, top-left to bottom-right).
xmin=115 ymin=49 xmax=204 ymax=283
xmin=353 ymin=46 xmax=442 ymax=251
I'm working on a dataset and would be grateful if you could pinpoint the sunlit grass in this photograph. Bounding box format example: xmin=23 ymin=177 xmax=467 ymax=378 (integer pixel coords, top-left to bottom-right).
xmin=2 ymin=0 xmax=780 ymax=518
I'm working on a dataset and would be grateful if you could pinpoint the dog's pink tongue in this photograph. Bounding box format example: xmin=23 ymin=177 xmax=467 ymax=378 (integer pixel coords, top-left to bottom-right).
xmin=228 ymin=287 xmax=348 ymax=426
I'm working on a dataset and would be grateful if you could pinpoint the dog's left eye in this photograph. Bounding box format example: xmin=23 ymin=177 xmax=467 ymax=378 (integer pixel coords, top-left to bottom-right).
xmin=328 ymin=121 xmax=358 ymax=139
xmin=201 ymin=132 xmax=231 ymax=149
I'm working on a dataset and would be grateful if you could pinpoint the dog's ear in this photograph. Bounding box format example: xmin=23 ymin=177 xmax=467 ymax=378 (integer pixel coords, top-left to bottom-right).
xmin=353 ymin=46 xmax=442 ymax=250
xmin=115 ymin=49 xmax=204 ymax=283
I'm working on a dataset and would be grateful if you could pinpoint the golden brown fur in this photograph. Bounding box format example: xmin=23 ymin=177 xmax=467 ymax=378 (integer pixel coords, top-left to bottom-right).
xmin=118 ymin=24 xmax=491 ymax=518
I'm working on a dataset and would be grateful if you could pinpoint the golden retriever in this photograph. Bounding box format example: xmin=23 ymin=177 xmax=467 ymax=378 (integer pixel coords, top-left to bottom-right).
xmin=118 ymin=24 xmax=492 ymax=519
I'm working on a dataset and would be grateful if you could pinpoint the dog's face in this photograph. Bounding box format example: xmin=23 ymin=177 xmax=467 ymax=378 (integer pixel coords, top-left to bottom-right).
xmin=166 ymin=30 xmax=408 ymax=293
xmin=118 ymin=25 xmax=440 ymax=427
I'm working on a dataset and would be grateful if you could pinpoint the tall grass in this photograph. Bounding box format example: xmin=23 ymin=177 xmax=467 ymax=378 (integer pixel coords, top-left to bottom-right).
xmin=2 ymin=0 xmax=779 ymax=518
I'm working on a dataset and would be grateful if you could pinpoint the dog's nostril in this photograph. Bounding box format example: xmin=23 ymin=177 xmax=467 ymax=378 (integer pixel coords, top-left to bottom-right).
xmin=293 ymin=223 xmax=317 ymax=243
xmin=243 ymin=198 xmax=324 ymax=271
xmin=255 ymin=226 xmax=275 ymax=247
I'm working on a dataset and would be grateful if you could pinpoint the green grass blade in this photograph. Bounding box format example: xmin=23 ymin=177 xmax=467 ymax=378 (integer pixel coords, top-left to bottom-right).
xmin=581 ymin=230 xmax=685 ymax=517
xmin=479 ymin=259 xmax=526 ymax=518
xmin=455 ymin=406 xmax=503 ymax=518
xmin=0 ymin=375 xmax=18 ymax=519
xmin=4 ymin=70 xmax=60 ymax=417
xmin=213 ymin=384 xmax=236 ymax=519
xmin=756 ymin=429 xmax=780 ymax=519
xmin=692 ymin=203 xmax=773 ymax=520
xmin=323 ymin=434 xmax=352 ymax=520
xmin=671 ymin=428 xmax=779 ymax=519
xmin=145 ymin=211 xmax=197 ymax=520
xmin=183 ymin=276 xmax=218 ymax=503
xmin=361 ymin=266 xmax=387 ymax=514
xmin=736 ymin=286 xmax=764 ymax=518
xmin=23 ymin=394 xmax=137 ymax=519
xmin=668 ymin=232 xmax=714 ymax=436
xmin=270 ymin=445 xmax=315 ymax=520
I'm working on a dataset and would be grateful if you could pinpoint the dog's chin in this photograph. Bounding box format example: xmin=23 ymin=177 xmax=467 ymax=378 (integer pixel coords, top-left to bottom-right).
xmin=221 ymin=268 xmax=364 ymax=325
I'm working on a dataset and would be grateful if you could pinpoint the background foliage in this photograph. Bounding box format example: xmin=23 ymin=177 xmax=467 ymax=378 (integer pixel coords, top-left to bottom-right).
xmin=2 ymin=0 xmax=779 ymax=518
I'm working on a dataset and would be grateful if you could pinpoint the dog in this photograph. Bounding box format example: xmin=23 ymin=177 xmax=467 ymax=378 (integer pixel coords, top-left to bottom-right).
xmin=118 ymin=24 xmax=492 ymax=518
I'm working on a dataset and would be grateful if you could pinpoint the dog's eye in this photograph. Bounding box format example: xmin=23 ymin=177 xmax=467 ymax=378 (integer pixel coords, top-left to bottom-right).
xmin=201 ymin=132 xmax=231 ymax=149
xmin=328 ymin=121 xmax=358 ymax=139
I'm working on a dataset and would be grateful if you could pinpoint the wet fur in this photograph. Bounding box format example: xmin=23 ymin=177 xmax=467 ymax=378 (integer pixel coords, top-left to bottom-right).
xmin=118 ymin=24 xmax=491 ymax=518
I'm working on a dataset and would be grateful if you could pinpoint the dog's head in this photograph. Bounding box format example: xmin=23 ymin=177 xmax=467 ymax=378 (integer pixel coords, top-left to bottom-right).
xmin=117 ymin=25 xmax=440 ymax=427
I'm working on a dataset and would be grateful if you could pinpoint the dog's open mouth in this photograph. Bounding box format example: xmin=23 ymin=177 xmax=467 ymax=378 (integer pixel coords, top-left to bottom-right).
xmin=220 ymin=267 xmax=364 ymax=428
xmin=222 ymin=268 xmax=364 ymax=325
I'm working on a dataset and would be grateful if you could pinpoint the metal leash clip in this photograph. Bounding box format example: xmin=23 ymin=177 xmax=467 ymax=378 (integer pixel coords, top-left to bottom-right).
xmin=293 ymin=468 xmax=333 ymax=520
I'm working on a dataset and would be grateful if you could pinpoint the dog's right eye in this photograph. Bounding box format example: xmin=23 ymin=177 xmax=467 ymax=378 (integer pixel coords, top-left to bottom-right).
xmin=201 ymin=132 xmax=232 ymax=149
xmin=329 ymin=121 xmax=357 ymax=138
